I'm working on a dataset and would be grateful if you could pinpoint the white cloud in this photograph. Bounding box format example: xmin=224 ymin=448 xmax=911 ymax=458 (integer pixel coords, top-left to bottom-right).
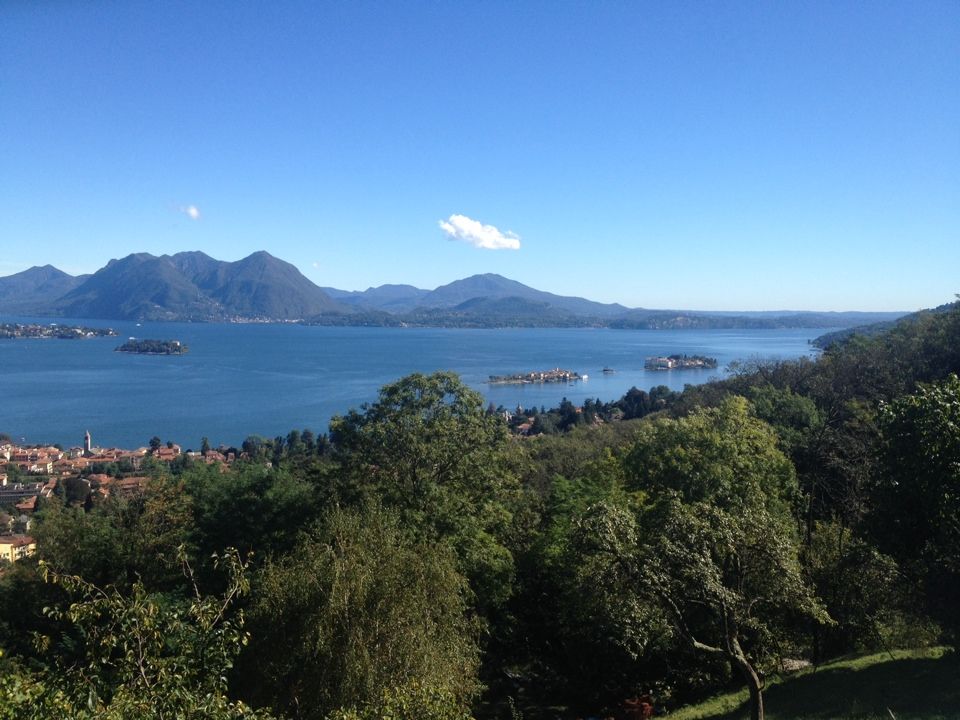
xmin=438 ymin=214 xmax=520 ymax=250
xmin=181 ymin=205 xmax=201 ymax=220
xmin=312 ymin=261 xmax=321 ymax=269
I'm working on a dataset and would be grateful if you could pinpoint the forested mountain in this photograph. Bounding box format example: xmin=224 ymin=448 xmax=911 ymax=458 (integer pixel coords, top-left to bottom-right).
xmin=51 ymin=253 xmax=225 ymax=320
xmin=11 ymin=251 xmax=347 ymax=321
xmin=415 ymin=273 xmax=631 ymax=317
xmin=320 ymin=284 xmax=430 ymax=314
xmin=0 ymin=265 xmax=87 ymax=314
xmin=181 ymin=251 xmax=344 ymax=318
xmin=0 ymin=252 xmax=908 ymax=328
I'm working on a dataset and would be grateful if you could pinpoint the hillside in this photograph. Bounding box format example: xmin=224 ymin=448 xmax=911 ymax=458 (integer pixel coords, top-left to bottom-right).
xmin=665 ymin=647 xmax=957 ymax=720
xmin=320 ymin=283 xmax=429 ymax=314
xmin=0 ymin=265 xmax=87 ymax=313
xmin=812 ymin=301 xmax=960 ymax=349
xmin=27 ymin=251 xmax=347 ymax=321
xmin=416 ymin=273 xmax=630 ymax=318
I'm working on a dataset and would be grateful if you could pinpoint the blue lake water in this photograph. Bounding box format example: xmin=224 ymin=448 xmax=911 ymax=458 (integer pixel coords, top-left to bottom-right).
xmin=0 ymin=318 xmax=832 ymax=449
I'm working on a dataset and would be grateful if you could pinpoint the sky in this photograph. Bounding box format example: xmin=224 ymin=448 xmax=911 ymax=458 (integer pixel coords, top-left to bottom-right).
xmin=1 ymin=1 xmax=957 ymax=312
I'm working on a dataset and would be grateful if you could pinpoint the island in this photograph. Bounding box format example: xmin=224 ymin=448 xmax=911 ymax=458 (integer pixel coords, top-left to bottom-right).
xmin=0 ymin=322 xmax=117 ymax=340
xmin=644 ymin=354 xmax=718 ymax=370
xmin=488 ymin=368 xmax=584 ymax=385
xmin=115 ymin=339 xmax=188 ymax=355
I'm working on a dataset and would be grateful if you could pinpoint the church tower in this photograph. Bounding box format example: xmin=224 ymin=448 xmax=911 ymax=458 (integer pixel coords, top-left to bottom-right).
xmin=84 ymin=430 xmax=92 ymax=457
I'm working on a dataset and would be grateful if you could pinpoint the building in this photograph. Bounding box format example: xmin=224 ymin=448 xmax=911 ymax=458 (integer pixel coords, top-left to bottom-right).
xmin=0 ymin=481 xmax=44 ymax=506
xmin=0 ymin=535 xmax=36 ymax=563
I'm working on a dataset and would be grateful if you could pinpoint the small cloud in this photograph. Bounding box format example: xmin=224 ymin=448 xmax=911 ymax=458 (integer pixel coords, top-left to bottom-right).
xmin=312 ymin=261 xmax=321 ymax=269
xmin=439 ymin=214 xmax=520 ymax=250
xmin=180 ymin=205 xmax=201 ymax=221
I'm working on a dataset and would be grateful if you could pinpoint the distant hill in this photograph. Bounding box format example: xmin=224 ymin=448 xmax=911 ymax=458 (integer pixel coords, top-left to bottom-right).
xmin=11 ymin=251 xmax=347 ymax=321
xmin=0 ymin=265 xmax=87 ymax=314
xmin=0 ymin=251 xmax=913 ymax=328
xmin=320 ymin=284 xmax=430 ymax=314
xmin=402 ymin=296 xmax=596 ymax=328
xmin=415 ymin=273 xmax=630 ymax=318
xmin=52 ymin=253 xmax=223 ymax=320
xmin=179 ymin=251 xmax=343 ymax=318
xmin=812 ymin=301 xmax=960 ymax=349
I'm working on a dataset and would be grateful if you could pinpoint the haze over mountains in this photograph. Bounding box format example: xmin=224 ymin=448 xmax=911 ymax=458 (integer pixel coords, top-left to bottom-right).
xmin=0 ymin=250 xmax=907 ymax=329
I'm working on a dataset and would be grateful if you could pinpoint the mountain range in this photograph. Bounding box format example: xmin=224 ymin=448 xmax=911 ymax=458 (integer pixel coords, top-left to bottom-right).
xmin=0 ymin=250 xmax=908 ymax=329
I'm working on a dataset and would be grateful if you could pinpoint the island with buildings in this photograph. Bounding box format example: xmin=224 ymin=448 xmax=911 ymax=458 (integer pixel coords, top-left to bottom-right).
xmin=644 ymin=354 xmax=718 ymax=370
xmin=115 ymin=338 xmax=188 ymax=355
xmin=0 ymin=322 xmax=117 ymax=340
xmin=488 ymin=368 xmax=585 ymax=385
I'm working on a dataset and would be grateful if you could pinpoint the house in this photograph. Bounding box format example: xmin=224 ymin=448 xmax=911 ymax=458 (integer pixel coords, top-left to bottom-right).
xmin=0 ymin=535 xmax=36 ymax=563
xmin=14 ymin=495 xmax=37 ymax=514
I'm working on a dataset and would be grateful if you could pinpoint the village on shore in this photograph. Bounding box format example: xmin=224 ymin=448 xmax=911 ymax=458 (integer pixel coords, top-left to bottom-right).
xmin=0 ymin=431 xmax=235 ymax=564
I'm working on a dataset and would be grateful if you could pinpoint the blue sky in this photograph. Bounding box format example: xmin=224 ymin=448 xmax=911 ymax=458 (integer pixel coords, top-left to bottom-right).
xmin=1 ymin=1 xmax=957 ymax=311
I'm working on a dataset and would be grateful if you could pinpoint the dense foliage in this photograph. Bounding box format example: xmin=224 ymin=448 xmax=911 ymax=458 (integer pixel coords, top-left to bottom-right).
xmin=1 ymin=301 xmax=959 ymax=719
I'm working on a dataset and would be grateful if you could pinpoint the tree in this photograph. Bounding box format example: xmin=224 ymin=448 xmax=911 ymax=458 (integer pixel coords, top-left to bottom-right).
xmin=201 ymin=437 xmax=211 ymax=456
xmin=0 ymin=548 xmax=273 ymax=720
xmin=329 ymin=371 xmax=520 ymax=611
xmin=149 ymin=436 xmax=162 ymax=453
xmin=621 ymin=398 xmax=827 ymax=720
xmin=640 ymin=495 xmax=826 ymax=720
xmin=243 ymin=505 xmax=480 ymax=720
xmin=871 ymin=373 xmax=960 ymax=639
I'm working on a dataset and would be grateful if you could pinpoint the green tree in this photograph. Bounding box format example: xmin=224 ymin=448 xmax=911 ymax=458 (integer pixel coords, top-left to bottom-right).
xmin=871 ymin=373 xmax=960 ymax=639
xmin=329 ymin=371 xmax=520 ymax=611
xmin=244 ymin=504 xmax=480 ymax=720
xmin=621 ymin=398 xmax=827 ymax=720
xmin=0 ymin=548 xmax=273 ymax=720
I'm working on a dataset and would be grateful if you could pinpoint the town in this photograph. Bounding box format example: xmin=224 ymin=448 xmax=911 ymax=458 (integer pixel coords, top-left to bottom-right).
xmin=0 ymin=322 xmax=117 ymax=340
xmin=0 ymin=431 xmax=235 ymax=566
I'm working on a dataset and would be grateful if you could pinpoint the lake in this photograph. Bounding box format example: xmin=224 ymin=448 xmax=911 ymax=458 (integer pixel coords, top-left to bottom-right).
xmin=0 ymin=319 xmax=832 ymax=449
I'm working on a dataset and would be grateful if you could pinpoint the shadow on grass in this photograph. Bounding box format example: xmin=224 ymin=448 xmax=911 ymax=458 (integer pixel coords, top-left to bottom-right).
xmin=709 ymin=652 xmax=959 ymax=720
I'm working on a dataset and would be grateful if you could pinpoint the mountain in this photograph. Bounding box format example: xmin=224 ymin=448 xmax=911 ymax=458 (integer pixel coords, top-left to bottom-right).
xmin=0 ymin=252 xmax=913 ymax=328
xmin=0 ymin=265 xmax=87 ymax=314
xmin=415 ymin=273 xmax=630 ymax=318
xmin=45 ymin=251 xmax=346 ymax=321
xmin=320 ymin=284 xmax=430 ymax=314
xmin=52 ymin=253 xmax=222 ymax=320
xmin=179 ymin=251 xmax=343 ymax=318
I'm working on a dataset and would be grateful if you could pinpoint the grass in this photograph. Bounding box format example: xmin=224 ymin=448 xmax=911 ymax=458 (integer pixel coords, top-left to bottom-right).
xmin=666 ymin=647 xmax=958 ymax=720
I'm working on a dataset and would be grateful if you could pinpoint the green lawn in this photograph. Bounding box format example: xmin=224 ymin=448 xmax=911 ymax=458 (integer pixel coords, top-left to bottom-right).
xmin=666 ymin=647 xmax=958 ymax=720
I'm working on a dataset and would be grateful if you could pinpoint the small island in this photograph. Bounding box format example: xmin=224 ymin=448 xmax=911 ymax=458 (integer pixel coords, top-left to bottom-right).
xmin=488 ymin=368 xmax=584 ymax=385
xmin=115 ymin=339 xmax=188 ymax=355
xmin=0 ymin=322 xmax=117 ymax=340
xmin=645 ymin=354 xmax=718 ymax=370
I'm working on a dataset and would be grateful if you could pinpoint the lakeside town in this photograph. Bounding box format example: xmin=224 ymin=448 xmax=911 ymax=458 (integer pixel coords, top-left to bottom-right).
xmin=0 ymin=431 xmax=236 ymax=566
xmin=0 ymin=322 xmax=117 ymax=340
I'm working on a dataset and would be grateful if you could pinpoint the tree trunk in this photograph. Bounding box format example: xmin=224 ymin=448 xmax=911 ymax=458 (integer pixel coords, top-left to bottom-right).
xmin=728 ymin=636 xmax=764 ymax=720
